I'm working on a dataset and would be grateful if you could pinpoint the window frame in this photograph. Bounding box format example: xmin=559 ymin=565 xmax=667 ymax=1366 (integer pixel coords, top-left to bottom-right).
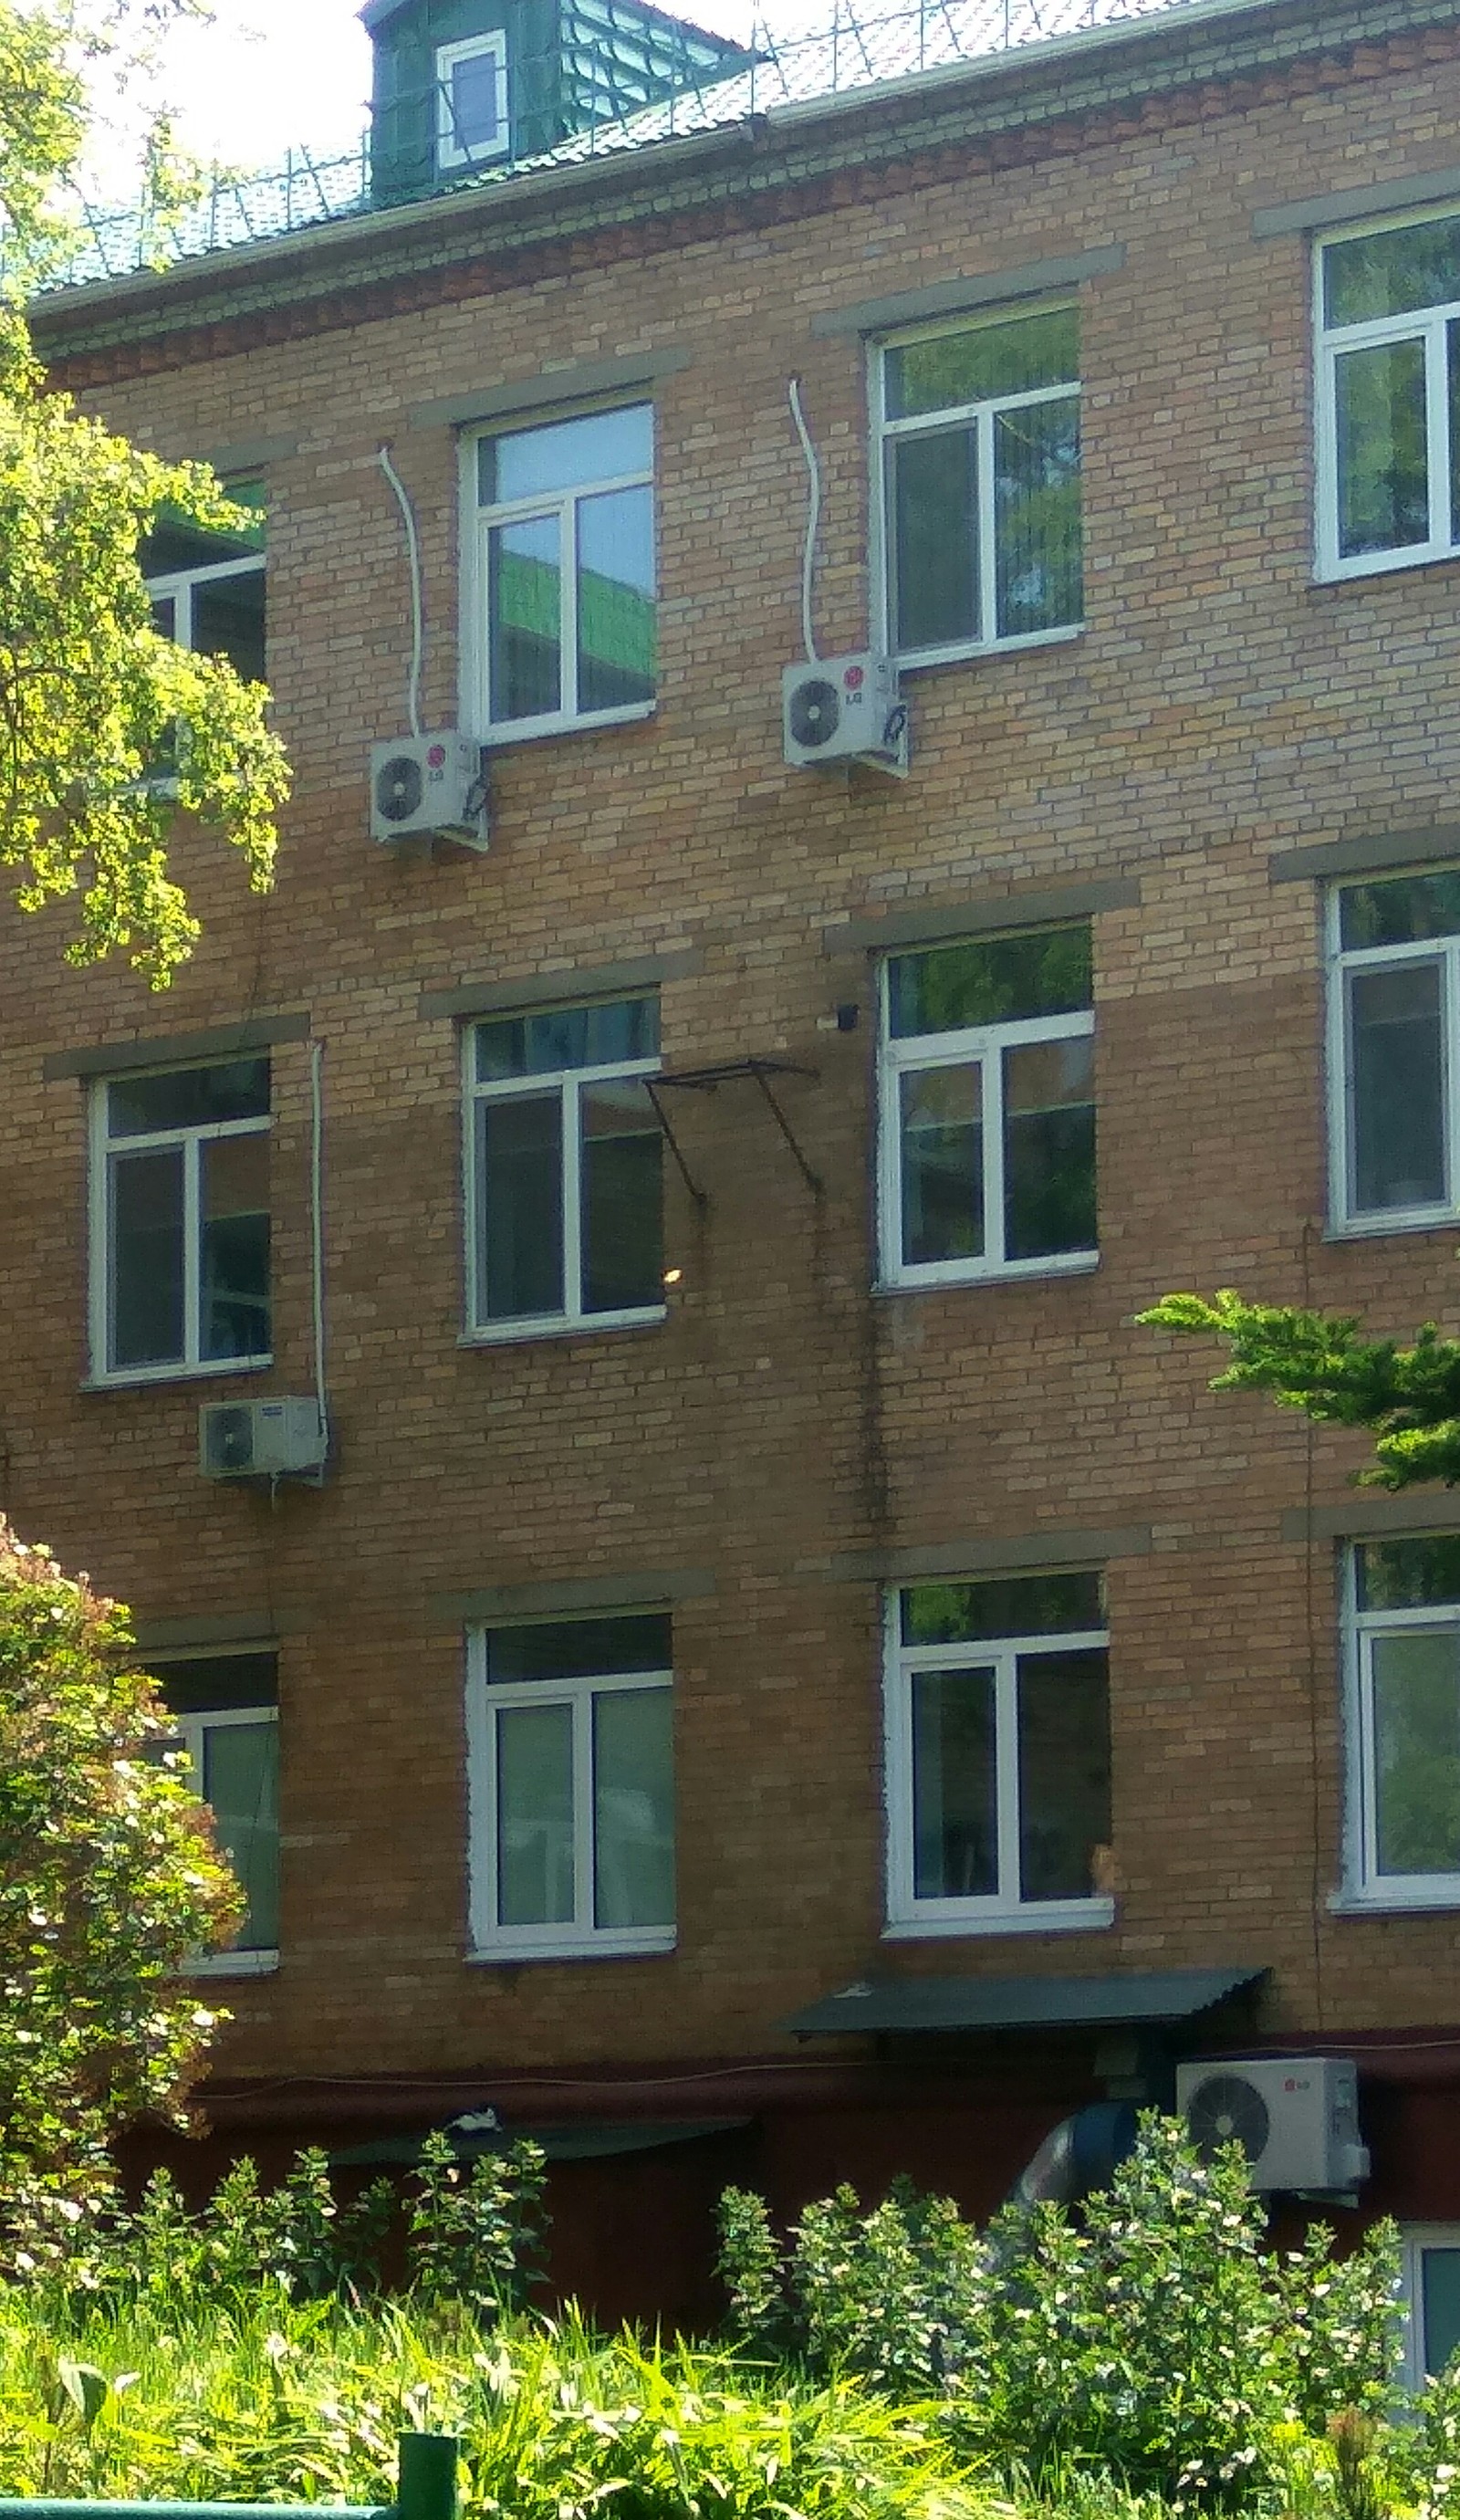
xmin=464 ymin=1627 xmax=675 ymax=1961
xmin=461 ymin=1001 xmax=666 ymax=1344
xmin=1341 ymin=1541 xmax=1460 ymax=1911
xmin=1314 ymin=204 xmax=1460 ymax=584
xmin=435 ymin=29 xmax=509 ymax=172
xmin=1400 ymin=2224 xmax=1460 ymax=2387
xmin=875 ymin=938 xmax=1098 ymax=1290
xmin=143 ymin=480 xmax=266 ymax=676
xmin=149 ymin=1651 xmax=279 ymax=1979
xmin=1325 ymin=873 xmax=1460 ymax=1236
xmin=87 ymin=1059 xmax=272 ymax=1387
xmin=881 ymin=1584 xmax=1114 ymax=1939
xmin=870 ymin=298 xmax=1084 ymax=670
xmin=458 ymin=400 xmax=657 ymax=746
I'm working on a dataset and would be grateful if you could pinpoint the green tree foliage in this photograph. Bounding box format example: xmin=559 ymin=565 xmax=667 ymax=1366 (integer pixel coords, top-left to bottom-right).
xmin=0 ymin=1518 xmax=241 ymax=2267
xmin=1138 ymin=1291 xmax=1460 ymax=1489
xmin=0 ymin=1 xmax=290 ymax=986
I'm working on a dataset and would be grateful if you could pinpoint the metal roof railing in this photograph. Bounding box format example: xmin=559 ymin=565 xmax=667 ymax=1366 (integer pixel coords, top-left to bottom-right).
xmin=41 ymin=0 xmax=1197 ymax=288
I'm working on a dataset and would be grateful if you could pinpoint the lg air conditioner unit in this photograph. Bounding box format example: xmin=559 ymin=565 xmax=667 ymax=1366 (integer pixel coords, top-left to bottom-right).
xmin=199 ymin=1397 xmax=328 ymax=1481
xmin=782 ymin=654 xmax=909 ymax=775
xmin=369 ymin=734 xmax=488 ymax=848
xmin=1174 ymin=2057 xmax=1370 ymax=2191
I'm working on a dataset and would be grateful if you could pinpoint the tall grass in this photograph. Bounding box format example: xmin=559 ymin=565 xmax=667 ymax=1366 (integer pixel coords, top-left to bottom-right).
xmin=0 ymin=2293 xmax=1016 ymax=2520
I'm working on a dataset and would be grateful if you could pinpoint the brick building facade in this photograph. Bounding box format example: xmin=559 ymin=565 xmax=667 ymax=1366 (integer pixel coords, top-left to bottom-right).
xmin=9 ymin=0 xmax=1460 ymax=2337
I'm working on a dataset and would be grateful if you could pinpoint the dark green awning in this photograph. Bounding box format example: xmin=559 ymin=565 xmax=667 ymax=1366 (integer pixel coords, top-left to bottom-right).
xmin=784 ymin=1966 xmax=1267 ymax=2039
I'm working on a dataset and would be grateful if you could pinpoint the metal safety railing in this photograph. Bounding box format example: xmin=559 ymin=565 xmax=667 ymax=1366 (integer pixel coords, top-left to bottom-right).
xmin=0 ymin=2431 xmax=460 ymax=2520
xmin=39 ymin=0 xmax=1199 ymax=288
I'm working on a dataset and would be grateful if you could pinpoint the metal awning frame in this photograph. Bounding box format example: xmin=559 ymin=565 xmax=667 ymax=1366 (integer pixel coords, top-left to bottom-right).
xmin=652 ymin=1056 xmax=822 ymax=1196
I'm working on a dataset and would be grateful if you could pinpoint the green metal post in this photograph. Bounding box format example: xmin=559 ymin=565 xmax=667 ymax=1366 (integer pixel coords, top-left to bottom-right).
xmin=395 ymin=2432 xmax=459 ymax=2520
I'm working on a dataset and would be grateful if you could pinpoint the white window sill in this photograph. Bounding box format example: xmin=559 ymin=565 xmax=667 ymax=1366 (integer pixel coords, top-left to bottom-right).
xmin=883 ymin=1897 xmax=1115 ymax=1941
xmin=468 ymin=1932 xmax=675 ymax=1963
xmin=483 ymin=702 xmax=654 ymax=749
xmin=460 ymin=1307 xmax=666 ymax=1348
xmin=1315 ymin=545 xmax=1460 ymax=588
xmin=184 ymin=1949 xmax=279 ymax=1977
xmin=1325 ymin=1210 xmax=1460 ymax=1243
xmin=83 ymin=1354 xmax=272 ymax=1393
xmin=894 ymin=622 xmax=1084 ymax=674
xmin=1329 ymin=1887 xmax=1460 ymax=1917
xmin=877 ymin=1252 xmax=1100 ymax=1294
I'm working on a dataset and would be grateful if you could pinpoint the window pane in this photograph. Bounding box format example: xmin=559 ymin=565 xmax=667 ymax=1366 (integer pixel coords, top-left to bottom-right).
xmin=1340 ymin=871 xmax=1460 ymax=949
xmin=1325 ymin=217 xmax=1460 ymax=326
xmin=1424 ymin=2251 xmax=1460 ymax=2376
xmin=1017 ymin=1648 xmax=1111 ymax=1901
xmin=891 ymin=429 xmax=977 ymax=653
xmin=495 ymin=1702 xmax=575 ymax=1926
xmin=902 ymin=1571 xmax=1103 ymax=1647
xmin=108 ymin=1061 xmax=269 ymax=1136
xmin=1359 ymin=1538 xmax=1460 ymax=1612
xmin=912 ymin=1666 xmax=997 ymax=1898
xmin=200 ymin=1133 xmax=270 ymax=1360
xmin=889 ymin=926 xmax=1091 ymax=1037
xmin=477 ymin=1093 xmax=564 ymax=1319
xmin=490 ymin=515 xmax=561 ymax=720
xmin=448 ymin=46 xmax=502 ymax=152
xmin=1348 ymin=960 xmax=1445 ymax=1212
xmin=593 ymin=1686 xmax=673 ymax=1929
xmin=480 ymin=407 xmax=652 ymax=504
xmin=581 ymin=1079 xmax=662 ymax=1312
xmin=899 ymin=1063 xmax=982 ymax=1266
xmin=141 ymin=488 xmax=266 ymax=578
xmin=1371 ymin=1628 xmax=1460 ymax=1875
xmin=151 ymin=591 xmax=177 ymax=638
xmin=203 ymin=1720 xmax=279 ymax=1951
xmin=110 ymin=1148 xmax=184 ymax=1368
xmin=885 ymin=308 xmax=1079 ymax=417
xmin=475 ymin=997 xmax=659 ymax=1082
xmin=577 ymin=486 xmax=655 ymax=710
xmin=994 ymin=398 xmax=1081 ymax=636
xmin=1003 ymin=1035 xmax=1096 ymax=1260
xmin=1335 ymin=338 xmax=1430 ymax=558
xmin=193 ymin=570 xmax=266 ymax=683
xmin=157 ymin=1653 xmax=277 ymax=1714
xmin=486 ymin=1615 xmax=672 ymax=1685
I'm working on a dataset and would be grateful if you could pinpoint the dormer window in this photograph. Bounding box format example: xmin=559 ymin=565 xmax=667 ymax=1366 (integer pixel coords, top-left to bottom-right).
xmin=436 ymin=31 xmax=509 ymax=170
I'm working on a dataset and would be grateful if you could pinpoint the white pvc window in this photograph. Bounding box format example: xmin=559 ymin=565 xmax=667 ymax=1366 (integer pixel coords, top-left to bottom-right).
xmin=464 ymin=997 xmax=664 ymax=1340
xmin=463 ymin=403 xmax=655 ymax=741
xmin=436 ymin=31 xmax=509 ymax=171
xmin=89 ymin=1059 xmax=271 ymax=1384
xmin=467 ymin=1614 xmax=675 ymax=1959
xmin=150 ymin=1652 xmax=279 ymax=1976
xmin=878 ymin=925 xmax=1096 ymax=1288
xmin=1402 ymin=2227 xmax=1460 ymax=2385
xmin=1328 ymin=867 xmax=1460 ymax=1232
xmin=1316 ymin=208 xmax=1460 ymax=580
xmin=142 ymin=481 xmax=266 ymax=683
xmin=1344 ymin=1538 xmax=1460 ymax=1910
xmin=884 ymin=1571 xmax=1112 ymax=1938
xmin=873 ymin=302 xmax=1082 ymax=666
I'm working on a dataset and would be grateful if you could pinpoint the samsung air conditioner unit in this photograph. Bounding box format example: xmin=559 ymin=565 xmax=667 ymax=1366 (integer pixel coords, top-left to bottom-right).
xmin=369 ymin=734 xmax=488 ymax=848
xmin=782 ymin=654 xmax=908 ymax=775
xmin=1174 ymin=2057 xmax=1370 ymax=2191
xmin=199 ymin=1397 xmax=328 ymax=1481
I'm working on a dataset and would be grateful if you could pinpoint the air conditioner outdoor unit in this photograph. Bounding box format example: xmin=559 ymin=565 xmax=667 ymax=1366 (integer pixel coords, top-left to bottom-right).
xmin=782 ymin=654 xmax=909 ymax=775
xmin=199 ymin=1397 xmax=328 ymax=1480
xmin=369 ymin=734 xmax=488 ymax=848
xmin=1174 ymin=2056 xmax=1370 ymax=2191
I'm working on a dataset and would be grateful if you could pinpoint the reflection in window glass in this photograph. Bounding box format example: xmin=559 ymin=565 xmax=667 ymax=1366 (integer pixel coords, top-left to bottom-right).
xmin=475 ymin=407 xmax=655 ymax=728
